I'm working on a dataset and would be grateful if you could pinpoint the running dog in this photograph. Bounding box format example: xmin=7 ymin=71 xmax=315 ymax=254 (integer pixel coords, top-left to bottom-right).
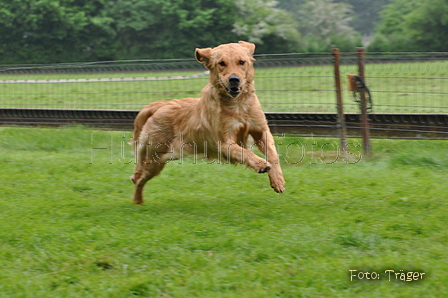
xmin=130 ymin=41 xmax=285 ymax=204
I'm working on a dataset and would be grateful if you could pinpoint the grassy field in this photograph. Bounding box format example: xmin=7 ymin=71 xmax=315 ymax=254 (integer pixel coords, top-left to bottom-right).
xmin=1 ymin=60 xmax=447 ymax=113
xmin=0 ymin=126 xmax=447 ymax=297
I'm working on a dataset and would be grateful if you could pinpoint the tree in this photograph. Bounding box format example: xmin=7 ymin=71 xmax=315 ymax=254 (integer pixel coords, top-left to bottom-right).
xmin=0 ymin=0 xmax=115 ymax=63
xmin=296 ymin=0 xmax=361 ymax=51
xmin=404 ymin=0 xmax=448 ymax=51
xmin=368 ymin=0 xmax=448 ymax=51
xmin=108 ymin=0 xmax=300 ymax=59
xmin=1 ymin=0 xmax=344 ymax=63
xmin=341 ymin=0 xmax=390 ymax=37
xmin=232 ymin=0 xmax=300 ymax=53
xmin=107 ymin=0 xmax=238 ymax=59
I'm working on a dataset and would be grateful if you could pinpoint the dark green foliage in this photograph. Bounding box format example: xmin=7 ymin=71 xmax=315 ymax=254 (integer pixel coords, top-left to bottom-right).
xmin=0 ymin=0 xmax=116 ymax=63
xmin=0 ymin=0 xmax=368 ymax=64
xmin=0 ymin=0 xmax=300 ymax=63
xmin=368 ymin=0 xmax=448 ymax=52
xmin=109 ymin=0 xmax=238 ymax=59
xmin=2 ymin=0 xmax=444 ymax=63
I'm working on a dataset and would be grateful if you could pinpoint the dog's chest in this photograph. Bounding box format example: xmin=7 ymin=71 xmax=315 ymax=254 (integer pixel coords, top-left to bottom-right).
xmin=219 ymin=104 xmax=251 ymax=137
xmin=224 ymin=116 xmax=249 ymax=144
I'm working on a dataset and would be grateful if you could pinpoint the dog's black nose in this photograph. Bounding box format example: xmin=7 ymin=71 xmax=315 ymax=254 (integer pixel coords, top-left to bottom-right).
xmin=229 ymin=76 xmax=240 ymax=86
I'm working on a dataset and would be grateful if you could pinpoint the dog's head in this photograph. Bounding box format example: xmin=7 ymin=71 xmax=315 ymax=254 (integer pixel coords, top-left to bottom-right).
xmin=195 ymin=41 xmax=256 ymax=99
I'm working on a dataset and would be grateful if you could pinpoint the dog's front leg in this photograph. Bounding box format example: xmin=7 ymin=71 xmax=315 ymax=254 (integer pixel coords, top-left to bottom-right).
xmin=251 ymin=131 xmax=286 ymax=193
xmin=221 ymin=142 xmax=271 ymax=173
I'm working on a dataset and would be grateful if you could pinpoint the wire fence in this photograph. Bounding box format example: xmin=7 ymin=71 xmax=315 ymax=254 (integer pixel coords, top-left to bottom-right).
xmin=340 ymin=52 xmax=448 ymax=113
xmin=0 ymin=52 xmax=447 ymax=113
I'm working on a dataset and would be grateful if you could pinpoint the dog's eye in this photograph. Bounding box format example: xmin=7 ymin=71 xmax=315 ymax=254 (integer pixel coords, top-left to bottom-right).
xmin=219 ymin=61 xmax=226 ymax=67
xmin=239 ymin=60 xmax=245 ymax=65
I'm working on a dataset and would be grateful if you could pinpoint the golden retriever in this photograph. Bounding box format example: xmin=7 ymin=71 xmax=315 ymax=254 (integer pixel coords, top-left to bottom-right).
xmin=130 ymin=41 xmax=285 ymax=204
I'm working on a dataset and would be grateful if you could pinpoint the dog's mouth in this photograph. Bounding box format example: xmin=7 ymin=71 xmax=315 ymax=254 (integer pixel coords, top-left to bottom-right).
xmin=226 ymin=86 xmax=242 ymax=98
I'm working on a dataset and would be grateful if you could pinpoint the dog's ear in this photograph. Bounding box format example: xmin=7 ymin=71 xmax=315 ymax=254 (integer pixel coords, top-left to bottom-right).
xmin=195 ymin=48 xmax=213 ymax=67
xmin=238 ymin=41 xmax=256 ymax=56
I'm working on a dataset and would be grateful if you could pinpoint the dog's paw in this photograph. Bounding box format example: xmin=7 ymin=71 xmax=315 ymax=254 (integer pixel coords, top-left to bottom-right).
xmin=258 ymin=165 xmax=271 ymax=173
xmin=271 ymin=181 xmax=285 ymax=193
xmin=272 ymin=184 xmax=285 ymax=193
xmin=269 ymin=174 xmax=286 ymax=193
xmin=255 ymin=161 xmax=272 ymax=173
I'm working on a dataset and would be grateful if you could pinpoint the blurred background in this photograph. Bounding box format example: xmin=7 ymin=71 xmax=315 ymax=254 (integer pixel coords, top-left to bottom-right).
xmin=0 ymin=0 xmax=447 ymax=64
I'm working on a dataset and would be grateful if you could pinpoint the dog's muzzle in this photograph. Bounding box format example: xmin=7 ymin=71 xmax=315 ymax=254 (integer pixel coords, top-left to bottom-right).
xmin=226 ymin=75 xmax=242 ymax=97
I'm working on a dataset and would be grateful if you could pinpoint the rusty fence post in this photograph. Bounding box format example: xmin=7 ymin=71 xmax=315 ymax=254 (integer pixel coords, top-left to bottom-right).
xmin=332 ymin=48 xmax=347 ymax=152
xmin=356 ymin=47 xmax=371 ymax=158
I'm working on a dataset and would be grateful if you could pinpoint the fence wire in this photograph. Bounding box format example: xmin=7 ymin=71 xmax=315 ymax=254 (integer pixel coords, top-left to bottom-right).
xmin=0 ymin=52 xmax=447 ymax=114
xmin=0 ymin=54 xmax=337 ymax=112
xmin=341 ymin=52 xmax=448 ymax=113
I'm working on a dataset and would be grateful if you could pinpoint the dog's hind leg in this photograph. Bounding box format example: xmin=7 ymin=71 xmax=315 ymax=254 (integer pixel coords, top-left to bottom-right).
xmin=132 ymin=162 xmax=165 ymax=205
xmin=131 ymin=134 xmax=167 ymax=204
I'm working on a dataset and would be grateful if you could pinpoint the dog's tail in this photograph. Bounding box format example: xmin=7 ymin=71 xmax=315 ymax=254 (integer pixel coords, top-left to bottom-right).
xmin=131 ymin=101 xmax=167 ymax=150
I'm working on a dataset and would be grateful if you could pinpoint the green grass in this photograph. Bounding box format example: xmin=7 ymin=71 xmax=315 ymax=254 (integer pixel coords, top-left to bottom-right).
xmin=1 ymin=126 xmax=448 ymax=297
xmin=1 ymin=61 xmax=447 ymax=113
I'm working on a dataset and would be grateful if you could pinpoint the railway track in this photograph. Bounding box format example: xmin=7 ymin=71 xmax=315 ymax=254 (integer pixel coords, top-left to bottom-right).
xmin=1 ymin=108 xmax=447 ymax=139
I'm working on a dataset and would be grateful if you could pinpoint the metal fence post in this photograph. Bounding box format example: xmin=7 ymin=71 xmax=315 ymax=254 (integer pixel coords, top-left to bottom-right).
xmin=332 ymin=48 xmax=347 ymax=152
xmin=356 ymin=47 xmax=371 ymax=157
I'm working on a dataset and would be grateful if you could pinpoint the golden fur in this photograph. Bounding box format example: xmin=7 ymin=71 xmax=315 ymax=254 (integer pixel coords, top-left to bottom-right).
xmin=131 ymin=41 xmax=285 ymax=204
